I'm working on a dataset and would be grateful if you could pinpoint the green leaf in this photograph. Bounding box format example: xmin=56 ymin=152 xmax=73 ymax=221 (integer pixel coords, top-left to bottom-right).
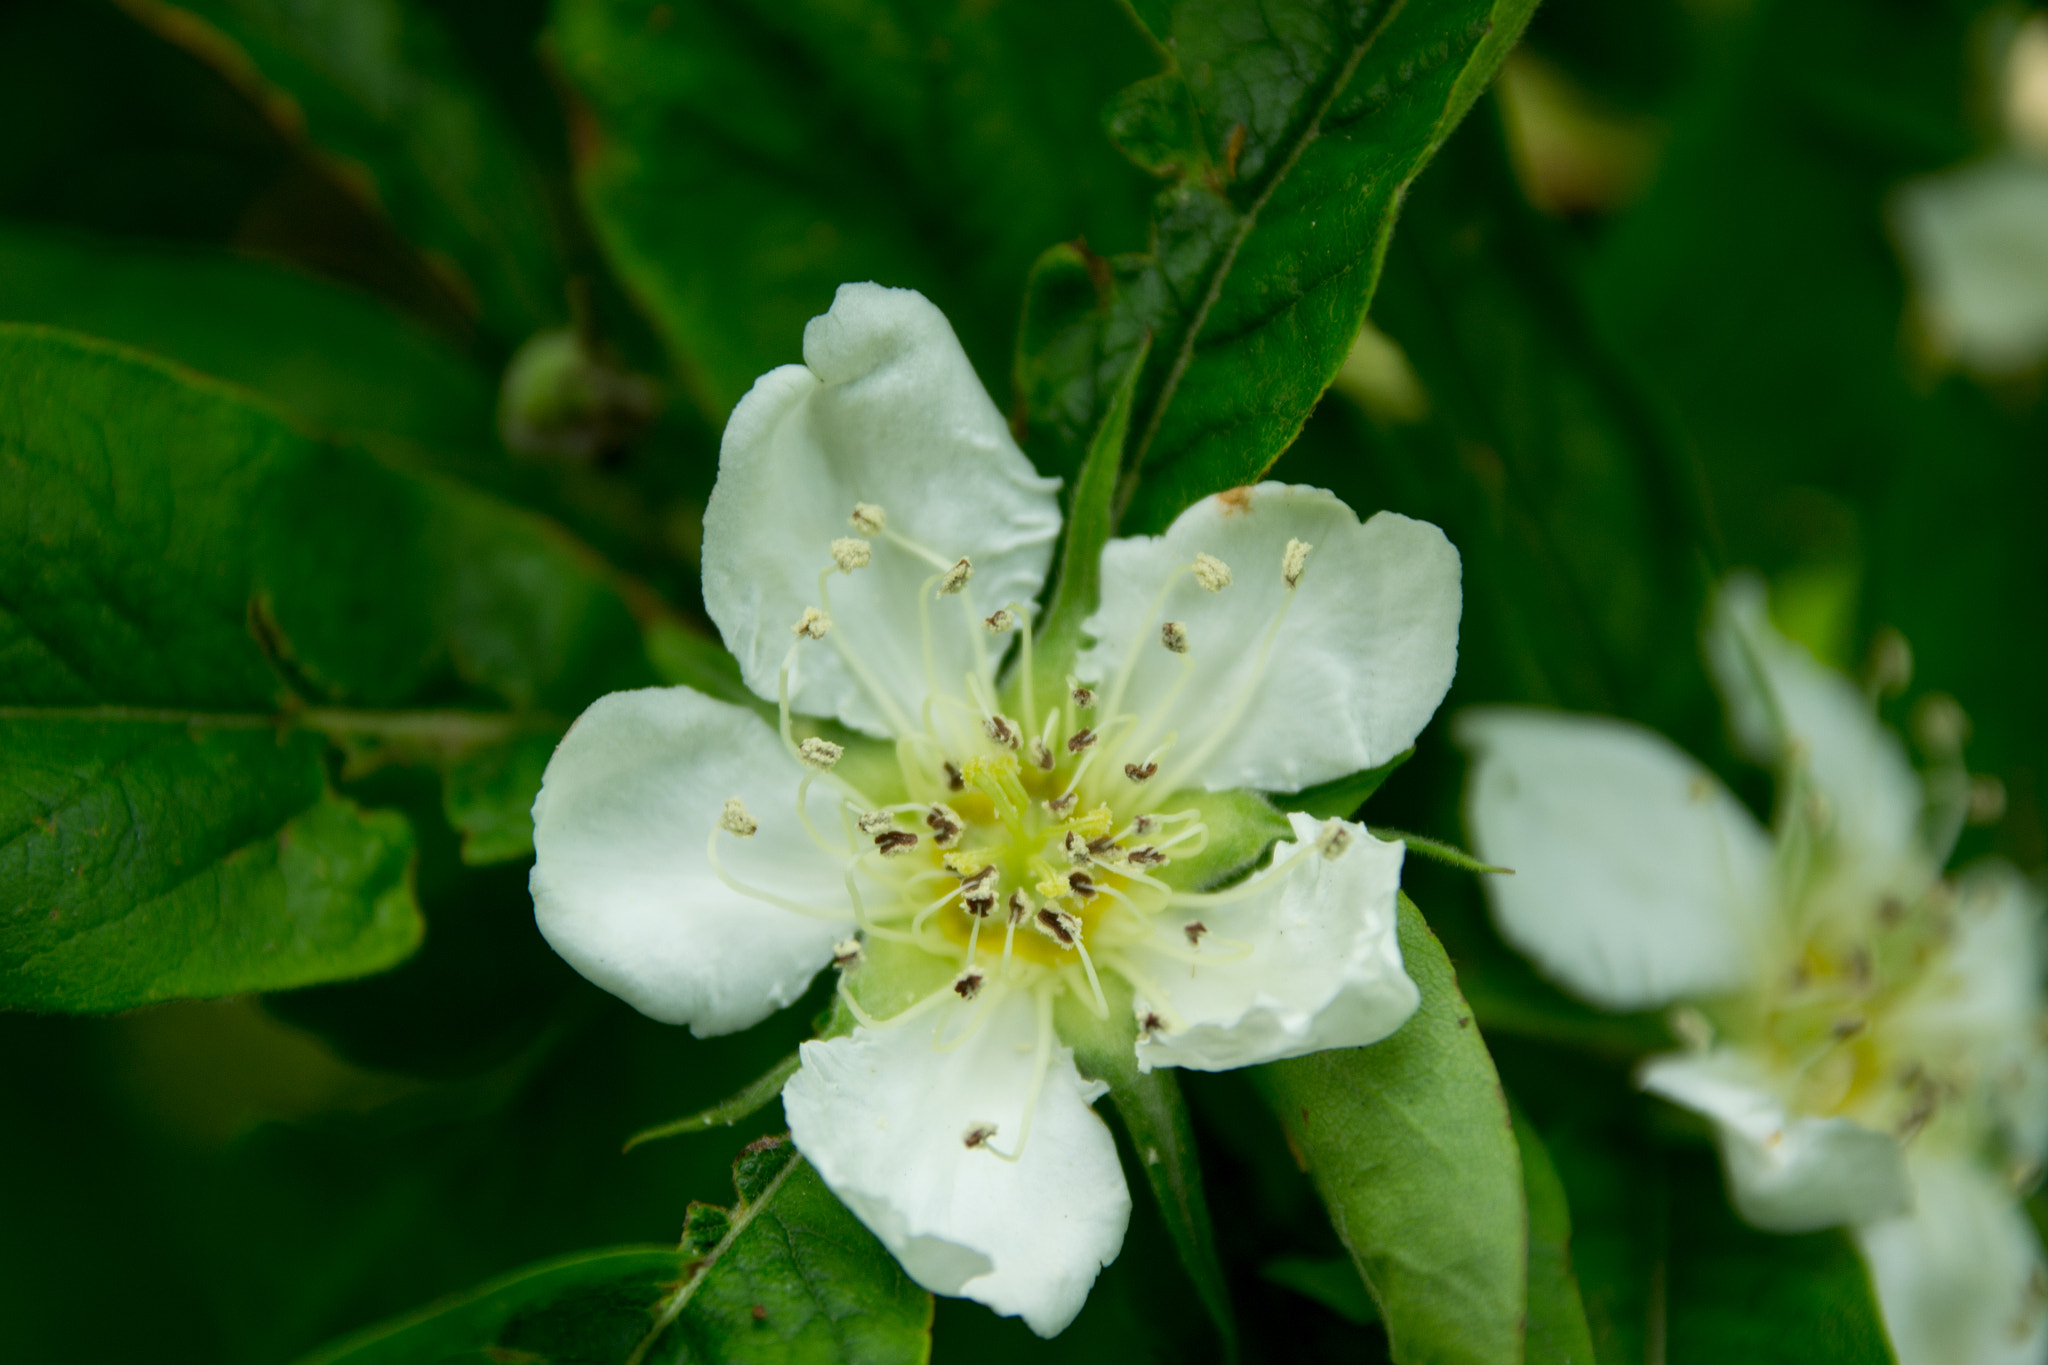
xmin=299 ymin=1137 xmax=932 ymax=1365
xmin=1028 ymin=335 xmax=1150 ymax=709
xmin=1285 ymin=747 xmax=1412 ymax=820
xmin=551 ymin=0 xmax=1158 ymax=414
xmin=1017 ymin=0 xmax=1540 ymax=535
xmin=1259 ymin=1255 xmax=1379 ymax=1326
xmin=1061 ymin=980 xmax=1238 ymax=1360
xmin=1511 ymin=1102 xmax=1597 ymax=1365
xmin=113 ymin=0 xmax=564 ymax=340
xmin=624 ymin=1051 xmax=801 ymax=1152
xmin=1370 ymin=828 xmax=1511 ymax=877
xmin=2 ymin=325 xmax=650 ymax=1009
xmin=1254 ymin=893 xmax=1525 ymax=1365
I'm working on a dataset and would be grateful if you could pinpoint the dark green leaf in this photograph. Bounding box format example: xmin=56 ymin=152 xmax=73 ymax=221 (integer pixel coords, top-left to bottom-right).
xmin=299 ymin=1137 xmax=932 ymax=1365
xmin=1017 ymin=0 xmax=1540 ymax=535
xmin=1259 ymin=1254 xmax=1379 ymax=1326
xmin=114 ymin=0 xmax=564 ymax=341
xmin=1254 ymin=893 xmax=1525 ymax=1365
xmin=551 ymin=0 xmax=1157 ymax=413
xmin=1511 ymin=1102 xmax=1596 ymax=1365
xmin=1061 ymin=980 xmax=1238 ymax=1360
xmin=1 ymin=325 xmax=650 ymax=1009
xmin=1286 ymin=747 xmax=1412 ymax=821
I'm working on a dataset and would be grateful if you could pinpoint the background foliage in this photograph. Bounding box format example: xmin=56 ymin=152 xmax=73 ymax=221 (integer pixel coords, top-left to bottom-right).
xmin=3 ymin=0 xmax=2041 ymax=1362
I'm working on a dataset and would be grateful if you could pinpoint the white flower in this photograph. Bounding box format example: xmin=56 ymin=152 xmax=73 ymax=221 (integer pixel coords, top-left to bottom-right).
xmin=528 ymin=284 xmax=1464 ymax=1336
xmin=1460 ymin=573 xmax=2048 ymax=1365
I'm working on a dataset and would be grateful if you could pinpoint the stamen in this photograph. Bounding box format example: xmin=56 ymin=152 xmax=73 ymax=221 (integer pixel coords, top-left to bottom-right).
xmin=1317 ymin=820 xmax=1352 ymax=859
xmin=1282 ymin=538 xmax=1312 ymax=588
xmin=798 ymin=737 xmax=844 ymax=770
xmin=1002 ymin=891 xmax=1030 ymax=972
xmin=1161 ymin=620 xmax=1189 ymax=654
xmin=856 ymin=810 xmax=895 ymax=837
xmin=1067 ymin=727 xmax=1098 ymax=753
xmin=984 ymin=713 xmax=1021 ymax=749
xmin=925 ymin=803 xmax=964 ymax=848
xmin=964 ymin=1122 xmax=998 ymax=1149
xmin=833 ymin=939 xmax=864 ymax=968
xmin=1069 ymin=679 xmax=1096 ymax=710
xmin=1072 ymin=938 xmax=1110 ymax=1018
xmin=986 ymin=988 xmax=1056 ymax=1163
xmin=1063 ymin=831 xmax=1092 ymax=865
xmin=943 ymin=761 xmax=965 ymax=791
xmin=1185 ymin=920 xmax=1208 ymax=947
xmin=1035 ymin=906 xmax=1081 ymax=946
xmin=1126 ymin=846 xmax=1167 ymax=866
xmin=1193 ymin=553 xmax=1233 ymax=592
xmin=984 ymin=608 xmax=1016 ymax=633
xmin=1124 ymin=760 xmax=1158 ymax=782
xmin=792 ymin=607 xmax=831 ymax=640
xmin=953 ymin=969 xmax=986 ymax=1000
xmin=830 ymin=537 xmax=872 ymax=572
xmin=1069 ymin=872 xmax=1100 ymax=900
xmin=705 ymin=828 xmax=847 ymax=921
xmin=874 ymin=830 xmax=919 ymax=856
xmin=850 ymin=502 xmax=886 ymax=535
xmin=1028 ymin=738 xmax=1055 ymax=771
xmin=937 ymin=557 xmax=974 ymax=596
xmin=1045 ymin=792 xmax=1077 ymax=816
xmin=718 ymin=798 xmax=758 ymax=837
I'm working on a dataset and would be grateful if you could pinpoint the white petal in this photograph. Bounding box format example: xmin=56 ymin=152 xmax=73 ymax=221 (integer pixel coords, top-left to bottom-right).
xmin=1077 ymin=484 xmax=1460 ymax=792
xmin=702 ymin=283 xmax=1062 ymax=737
xmin=530 ymin=687 xmax=851 ymax=1036
xmin=1640 ymin=1049 xmax=1912 ymax=1231
xmin=1857 ymin=1155 xmax=2048 ymax=1365
xmin=1128 ymin=813 xmax=1419 ymax=1072
xmin=1893 ymin=153 xmax=2048 ymax=375
xmin=1705 ymin=572 xmax=1925 ymax=866
xmin=1457 ymin=707 xmax=1773 ymax=1011
xmin=782 ymin=987 xmax=1131 ymax=1337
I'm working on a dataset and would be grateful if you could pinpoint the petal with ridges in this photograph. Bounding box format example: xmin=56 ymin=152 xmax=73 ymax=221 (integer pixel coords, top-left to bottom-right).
xmin=1458 ymin=707 xmax=1773 ymax=1011
xmin=1640 ymin=1049 xmax=1911 ymax=1231
xmin=702 ymin=283 xmax=1061 ymax=738
xmin=1126 ymin=813 xmax=1419 ymax=1072
xmin=783 ymin=986 xmax=1131 ymax=1337
xmin=1077 ymin=484 xmax=1460 ymax=793
xmin=530 ymin=687 xmax=850 ymax=1036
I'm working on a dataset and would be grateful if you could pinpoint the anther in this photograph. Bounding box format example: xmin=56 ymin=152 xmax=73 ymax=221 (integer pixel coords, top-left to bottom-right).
xmin=798 ymin=737 xmax=843 ymax=770
xmin=1028 ymin=738 xmax=1055 ymax=771
xmin=1140 ymin=1011 xmax=1165 ymax=1036
xmin=1127 ymin=846 xmax=1167 ymax=866
xmin=1131 ymin=815 xmax=1156 ymax=836
xmin=1069 ymin=872 xmax=1099 ymax=900
xmin=1035 ymin=906 xmax=1081 ymax=948
xmin=925 ymin=804 xmax=963 ymax=848
xmin=1282 ymin=539 xmax=1312 ymax=588
xmin=718 ymin=797 xmax=758 ymax=838
xmin=1161 ymin=621 xmax=1189 ymax=654
xmin=984 ymin=608 xmax=1016 ymax=633
xmin=856 ymin=810 xmax=894 ymax=837
xmin=953 ymin=969 xmax=986 ymax=1000
xmin=792 ymin=606 xmax=831 ymax=639
xmin=1125 ymin=761 xmax=1158 ymax=782
xmin=850 ymin=502 xmax=886 ymax=535
xmin=1070 ymin=680 xmax=1096 ymax=709
xmin=943 ymin=761 xmax=965 ymax=791
xmin=1317 ymin=820 xmax=1352 ymax=859
xmin=984 ymin=713 xmax=1021 ymax=749
xmin=1193 ymin=553 xmax=1233 ymax=592
xmin=874 ymin=830 xmax=918 ymax=856
xmin=1086 ymin=835 xmax=1118 ymax=857
xmin=964 ymin=885 xmax=997 ymax=918
xmin=1067 ymin=727 xmax=1098 ymax=753
xmin=832 ymin=939 xmax=864 ymax=969
xmin=1063 ymin=831 xmax=1091 ymax=865
xmin=1184 ymin=920 xmax=1209 ymax=947
xmin=938 ymin=557 xmax=973 ymax=596
xmin=1045 ymin=792 xmax=1077 ymax=817
xmin=963 ymin=1122 xmax=997 ymax=1149
xmin=1007 ymin=890 xmax=1032 ymax=925
xmin=830 ymin=537 xmax=872 ymax=572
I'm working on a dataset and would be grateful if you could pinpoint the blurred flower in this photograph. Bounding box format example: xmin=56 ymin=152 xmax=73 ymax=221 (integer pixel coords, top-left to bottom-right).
xmin=1460 ymin=574 xmax=2048 ymax=1365
xmin=526 ymin=284 xmax=1465 ymax=1335
xmin=497 ymin=326 xmax=660 ymax=460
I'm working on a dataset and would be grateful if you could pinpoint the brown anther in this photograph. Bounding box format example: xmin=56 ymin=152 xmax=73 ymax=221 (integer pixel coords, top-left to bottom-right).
xmin=1125 ymin=761 xmax=1158 ymax=782
xmin=1035 ymin=907 xmax=1080 ymax=947
xmin=832 ymin=939 xmax=863 ymax=968
xmin=954 ymin=970 xmax=986 ymax=1000
xmin=1140 ymin=1011 xmax=1165 ymax=1036
xmin=1161 ymin=621 xmax=1189 ymax=654
xmin=1069 ymin=872 xmax=1099 ymax=900
xmin=984 ymin=713 xmax=1020 ymax=749
xmin=1007 ymin=890 xmax=1030 ymax=925
xmin=925 ymin=804 xmax=963 ymax=848
xmin=1087 ymin=835 xmax=1118 ymax=856
xmin=964 ymin=889 xmax=996 ymax=918
xmin=874 ymin=830 xmax=918 ymax=856
xmin=963 ymin=1122 xmax=997 ymax=1149
xmin=1029 ymin=739 xmax=1055 ymax=771
xmin=1132 ymin=815 xmax=1156 ymax=836
xmin=983 ymin=608 xmax=1017 ymax=634
xmin=1071 ymin=684 xmax=1096 ymax=709
xmin=1184 ymin=920 xmax=1209 ymax=947
xmin=959 ymin=864 xmax=996 ymax=891
xmin=944 ymin=761 xmax=965 ymax=791
xmin=1064 ymin=831 xmax=1091 ymax=865
xmin=1127 ymin=846 xmax=1167 ymax=866
xmin=1045 ymin=792 xmax=1077 ymax=816
xmin=1067 ymin=727 xmax=1098 ymax=753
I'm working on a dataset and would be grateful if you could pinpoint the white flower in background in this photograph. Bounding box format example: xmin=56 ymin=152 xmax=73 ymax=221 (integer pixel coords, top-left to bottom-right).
xmin=527 ymin=284 xmax=1464 ymax=1336
xmin=1460 ymin=574 xmax=2048 ymax=1365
